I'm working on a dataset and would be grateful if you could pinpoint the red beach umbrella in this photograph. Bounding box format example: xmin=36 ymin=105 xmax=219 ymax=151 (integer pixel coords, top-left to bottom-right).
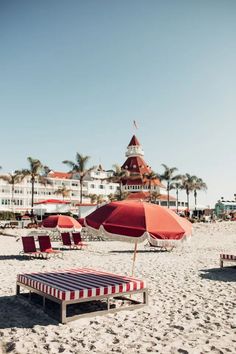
xmin=42 ymin=215 xmax=82 ymax=231
xmin=78 ymin=217 xmax=85 ymax=227
xmin=85 ymin=200 xmax=192 ymax=274
xmin=85 ymin=200 xmax=191 ymax=245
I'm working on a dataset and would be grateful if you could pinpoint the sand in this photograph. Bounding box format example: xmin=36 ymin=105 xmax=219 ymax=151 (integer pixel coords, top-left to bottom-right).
xmin=0 ymin=222 xmax=235 ymax=354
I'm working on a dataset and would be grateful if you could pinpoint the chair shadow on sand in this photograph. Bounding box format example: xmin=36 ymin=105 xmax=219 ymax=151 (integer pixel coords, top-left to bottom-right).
xmin=199 ymin=267 xmax=236 ymax=283
xmin=0 ymin=294 xmax=57 ymax=329
xmin=0 ymin=255 xmax=50 ymax=261
xmin=0 ymin=255 xmax=29 ymax=261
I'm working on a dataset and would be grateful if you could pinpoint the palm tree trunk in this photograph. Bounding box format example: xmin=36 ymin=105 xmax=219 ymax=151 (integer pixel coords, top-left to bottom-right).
xmin=31 ymin=178 xmax=35 ymax=216
xmin=11 ymin=184 xmax=14 ymax=215
xmin=194 ymin=190 xmax=197 ymax=211
xmin=167 ymin=182 xmax=170 ymax=208
xmin=119 ymin=182 xmax=122 ymax=200
xmin=176 ymin=188 xmax=179 ymax=213
xmin=80 ymin=178 xmax=83 ymax=204
xmin=187 ymin=190 xmax=189 ymax=210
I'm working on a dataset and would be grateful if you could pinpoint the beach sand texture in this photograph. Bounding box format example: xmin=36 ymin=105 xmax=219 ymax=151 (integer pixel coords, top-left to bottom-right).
xmin=0 ymin=222 xmax=235 ymax=354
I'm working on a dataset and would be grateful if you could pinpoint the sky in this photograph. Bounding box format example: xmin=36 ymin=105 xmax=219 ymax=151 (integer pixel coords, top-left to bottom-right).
xmin=0 ymin=0 xmax=236 ymax=207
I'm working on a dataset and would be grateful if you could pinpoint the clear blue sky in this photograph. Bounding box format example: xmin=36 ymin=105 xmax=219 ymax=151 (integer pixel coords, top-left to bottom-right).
xmin=0 ymin=0 xmax=235 ymax=207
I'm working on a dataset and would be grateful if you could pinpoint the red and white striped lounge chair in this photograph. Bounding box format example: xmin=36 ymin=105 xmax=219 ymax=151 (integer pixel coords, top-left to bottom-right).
xmin=20 ymin=236 xmax=42 ymax=258
xmin=16 ymin=268 xmax=148 ymax=323
xmin=38 ymin=235 xmax=63 ymax=258
xmin=220 ymin=254 xmax=236 ymax=268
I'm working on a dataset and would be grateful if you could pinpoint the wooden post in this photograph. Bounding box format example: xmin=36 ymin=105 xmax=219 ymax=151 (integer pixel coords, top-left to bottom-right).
xmin=131 ymin=241 xmax=138 ymax=276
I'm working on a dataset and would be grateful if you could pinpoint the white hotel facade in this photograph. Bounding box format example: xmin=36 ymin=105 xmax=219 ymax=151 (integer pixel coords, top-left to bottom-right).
xmin=0 ymin=167 xmax=119 ymax=214
xmin=0 ymin=135 xmax=184 ymax=214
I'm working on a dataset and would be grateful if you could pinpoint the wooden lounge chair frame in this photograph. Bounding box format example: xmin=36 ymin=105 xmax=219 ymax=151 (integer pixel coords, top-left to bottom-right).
xmin=220 ymin=254 xmax=236 ymax=268
xmin=16 ymin=270 xmax=148 ymax=324
xmin=144 ymin=241 xmax=174 ymax=252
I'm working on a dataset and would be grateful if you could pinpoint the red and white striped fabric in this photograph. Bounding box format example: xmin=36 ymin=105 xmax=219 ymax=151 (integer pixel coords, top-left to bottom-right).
xmin=220 ymin=254 xmax=236 ymax=261
xmin=17 ymin=268 xmax=146 ymax=301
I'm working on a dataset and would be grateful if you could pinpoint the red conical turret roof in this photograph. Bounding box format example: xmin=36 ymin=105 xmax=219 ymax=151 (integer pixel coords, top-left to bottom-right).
xmin=128 ymin=135 xmax=140 ymax=147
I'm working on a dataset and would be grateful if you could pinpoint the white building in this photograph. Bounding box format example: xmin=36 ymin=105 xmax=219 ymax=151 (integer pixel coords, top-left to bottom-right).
xmin=0 ymin=166 xmax=119 ymax=214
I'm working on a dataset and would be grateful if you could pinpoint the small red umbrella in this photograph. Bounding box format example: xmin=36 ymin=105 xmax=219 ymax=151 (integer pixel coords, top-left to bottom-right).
xmin=42 ymin=215 xmax=82 ymax=231
xmin=85 ymin=200 xmax=192 ymax=274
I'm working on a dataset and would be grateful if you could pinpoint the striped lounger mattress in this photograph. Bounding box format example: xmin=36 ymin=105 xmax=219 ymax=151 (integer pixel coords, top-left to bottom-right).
xmin=220 ymin=254 xmax=236 ymax=268
xmin=16 ymin=268 xmax=148 ymax=323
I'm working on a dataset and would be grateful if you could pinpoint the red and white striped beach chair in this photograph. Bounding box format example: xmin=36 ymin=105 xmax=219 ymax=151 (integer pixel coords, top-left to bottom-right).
xmin=16 ymin=268 xmax=148 ymax=323
xmin=220 ymin=254 xmax=236 ymax=268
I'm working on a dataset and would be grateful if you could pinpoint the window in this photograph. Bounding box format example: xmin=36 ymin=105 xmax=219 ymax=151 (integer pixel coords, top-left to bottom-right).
xmin=100 ymin=185 xmax=104 ymax=189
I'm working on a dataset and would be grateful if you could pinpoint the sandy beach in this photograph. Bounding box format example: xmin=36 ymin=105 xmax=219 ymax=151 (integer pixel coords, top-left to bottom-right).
xmin=0 ymin=222 xmax=235 ymax=354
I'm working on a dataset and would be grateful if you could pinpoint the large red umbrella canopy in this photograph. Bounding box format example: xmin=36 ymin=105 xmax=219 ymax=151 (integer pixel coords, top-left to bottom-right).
xmin=85 ymin=200 xmax=192 ymax=246
xmin=42 ymin=215 xmax=82 ymax=231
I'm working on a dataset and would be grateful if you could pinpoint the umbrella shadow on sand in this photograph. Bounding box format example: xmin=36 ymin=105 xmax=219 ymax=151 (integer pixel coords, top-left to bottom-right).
xmin=110 ymin=249 xmax=170 ymax=254
xmin=199 ymin=267 xmax=236 ymax=282
xmin=0 ymin=295 xmax=56 ymax=329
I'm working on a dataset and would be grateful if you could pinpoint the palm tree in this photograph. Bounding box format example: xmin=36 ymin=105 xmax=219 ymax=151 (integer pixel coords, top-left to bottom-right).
xmin=192 ymin=177 xmax=207 ymax=211
xmin=144 ymin=170 xmax=159 ymax=192
xmin=150 ymin=191 xmax=161 ymax=204
xmin=107 ymin=193 xmax=116 ymax=202
xmin=0 ymin=171 xmax=24 ymax=214
xmin=88 ymin=194 xmax=105 ymax=208
xmin=180 ymin=173 xmax=195 ymax=210
xmin=115 ymin=190 xmax=129 ymax=201
xmin=160 ymin=164 xmax=181 ymax=208
xmin=17 ymin=157 xmax=51 ymax=215
xmin=170 ymin=181 xmax=182 ymax=213
xmin=108 ymin=164 xmax=129 ymax=201
xmin=54 ymin=184 xmax=71 ymax=200
xmin=63 ymin=153 xmax=95 ymax=204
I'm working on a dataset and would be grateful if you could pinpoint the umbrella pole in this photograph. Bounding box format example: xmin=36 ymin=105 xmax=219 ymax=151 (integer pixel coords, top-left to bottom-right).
xmin=131 ymin=241 xmax=138 ymax=276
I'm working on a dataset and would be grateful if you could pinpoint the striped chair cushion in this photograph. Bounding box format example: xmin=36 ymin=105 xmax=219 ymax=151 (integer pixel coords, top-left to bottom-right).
xmin=17 ymin=268 xmax=146 ymax=301
xmin=220 ymin=254 xmax=236 ymax=261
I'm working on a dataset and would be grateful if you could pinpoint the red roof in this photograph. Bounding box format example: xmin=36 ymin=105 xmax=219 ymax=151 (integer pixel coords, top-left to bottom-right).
xmin=48 ymin=171 xmax=72 ymax=179
xmin=122 ymin=178 xmax=144 ymax=186
xmin=34 ymin=199 xmax=70 ymax=204
xmin=75 ymin=203 xmax=97 ymax=206
xmin=158 ymin=194 xmax=176 ymax=201
xmin=126 ymin=192 xmax=150 ymax=200
xmin=126 ymin=192 xmax=176 ymax=201
xmin=143 ymin=178 xmax=166 ymax=188
xmin=128 ymin=135 xmax=140 ymax=147
xmin=121 ymin=156 xmax=151 ymax=175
